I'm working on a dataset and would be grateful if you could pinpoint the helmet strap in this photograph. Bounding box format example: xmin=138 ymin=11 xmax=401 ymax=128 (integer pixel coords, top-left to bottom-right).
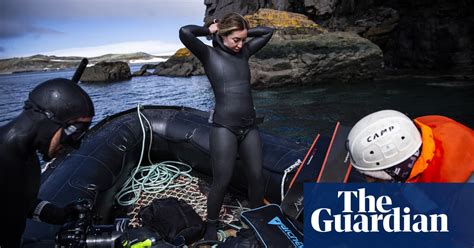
xmin=384 ymin=148 xmax=421 ymax=182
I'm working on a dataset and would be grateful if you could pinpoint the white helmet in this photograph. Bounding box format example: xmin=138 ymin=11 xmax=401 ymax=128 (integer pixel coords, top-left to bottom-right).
xmin=347 ymin=110 xmax=422 ymax=171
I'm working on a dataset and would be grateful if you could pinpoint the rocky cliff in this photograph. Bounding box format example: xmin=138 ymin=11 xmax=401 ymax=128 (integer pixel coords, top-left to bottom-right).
xmin=204 ymin=0 xmax=474 ymax=71
xmin=250 ymin=31 xmax=382 ymax=88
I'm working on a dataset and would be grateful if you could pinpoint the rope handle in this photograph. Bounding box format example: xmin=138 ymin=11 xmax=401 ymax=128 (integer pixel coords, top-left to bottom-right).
xmin=281 ymin=159 xmax=302 ymax=201
xmin=284 ymin=159 xmax=302 ymax=173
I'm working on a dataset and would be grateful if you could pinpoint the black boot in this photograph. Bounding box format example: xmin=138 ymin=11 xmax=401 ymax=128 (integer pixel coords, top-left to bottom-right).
xmin=204 ymin=219 xmax=218 ymax=241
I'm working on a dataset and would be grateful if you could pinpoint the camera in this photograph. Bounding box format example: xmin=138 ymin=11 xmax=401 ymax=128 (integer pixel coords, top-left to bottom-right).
xmin=55 ymin=202 xmax=128 ymax=248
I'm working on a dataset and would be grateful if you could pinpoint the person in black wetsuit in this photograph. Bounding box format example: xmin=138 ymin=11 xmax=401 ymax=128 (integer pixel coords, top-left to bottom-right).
xmin=0 ymin=78 xmax=95 ymax=247
xmin=179 ymin=13 xmax=274 ymax=240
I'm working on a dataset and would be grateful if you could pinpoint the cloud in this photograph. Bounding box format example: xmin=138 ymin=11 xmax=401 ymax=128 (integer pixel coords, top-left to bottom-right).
xmin=0 ymin=0 xmax=205 ymax=39
xmin=40 ymin=40 xmax=185 ymax=57
xmin=2 ymin=0 xmax=204 ymax=20
xmin=0 ymin=20 xmax=64 ymax=39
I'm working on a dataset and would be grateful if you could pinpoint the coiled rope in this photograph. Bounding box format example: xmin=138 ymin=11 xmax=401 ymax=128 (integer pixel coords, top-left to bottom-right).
xmin=115 ymin=105 xmax=193 ymax=206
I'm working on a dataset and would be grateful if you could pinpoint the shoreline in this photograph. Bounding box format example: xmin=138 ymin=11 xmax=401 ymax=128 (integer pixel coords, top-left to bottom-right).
xmin=4 ymin=66 xmax=471 ymax=83
xmin=2 ymin=66 xmax=473 ymax=85
xmin=0 ymin=53 xmax=170 ymax=75
xmin=0 ymin=61 xmax=165 ymax=76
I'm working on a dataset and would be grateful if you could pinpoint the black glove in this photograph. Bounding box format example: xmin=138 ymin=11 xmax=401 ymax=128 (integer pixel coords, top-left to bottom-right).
xmin=32 ymin=199 xmax=92 ymax=225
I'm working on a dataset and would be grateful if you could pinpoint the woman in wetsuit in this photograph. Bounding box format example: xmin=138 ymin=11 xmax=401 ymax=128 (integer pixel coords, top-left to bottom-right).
xmin=179 ymin=13 xmax=274 ymax=240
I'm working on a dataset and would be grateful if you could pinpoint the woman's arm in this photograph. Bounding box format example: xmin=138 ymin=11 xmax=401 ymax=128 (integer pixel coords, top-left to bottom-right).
xmin=245 ymin=26 xmax=274 ymax=56
xmin=179 ymin=25 xmax=211 ymax=60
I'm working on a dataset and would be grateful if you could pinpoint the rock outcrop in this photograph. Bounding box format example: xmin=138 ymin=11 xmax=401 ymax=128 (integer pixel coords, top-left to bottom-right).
xmin=250 ymin=32 xmax=383 ymax=88
xmin=81 ymin=61 xmax=131 ymax=83
xmin=157 ymin=9 xmax=382 ymax=87
xmin=323 ymin=6 xmax=399 ymax=52
xmin=153 ymin=48 xmax=204 ymax=77
xmin=245 ymin=8 xmax=326 ymax=40
xmin=0 ymin=55 xmax=82 ymax=74
xmin=132 ymin=64 xmax=155 ymax=76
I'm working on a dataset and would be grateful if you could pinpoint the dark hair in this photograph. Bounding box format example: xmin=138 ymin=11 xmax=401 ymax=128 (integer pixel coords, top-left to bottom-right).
xmin=217 ymin=12 xmax=249 ymax=36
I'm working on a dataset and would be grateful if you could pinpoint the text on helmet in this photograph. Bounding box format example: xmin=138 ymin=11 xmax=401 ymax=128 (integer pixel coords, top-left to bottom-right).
xmin=366 ymin=125 xmax=395 ymax=143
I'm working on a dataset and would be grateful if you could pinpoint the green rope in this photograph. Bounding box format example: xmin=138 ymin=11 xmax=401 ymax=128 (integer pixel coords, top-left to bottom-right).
xmin=115 ymin=105 xmax=193 ymax=206
xmin=217 ymin=230 xmax=228 ymax=242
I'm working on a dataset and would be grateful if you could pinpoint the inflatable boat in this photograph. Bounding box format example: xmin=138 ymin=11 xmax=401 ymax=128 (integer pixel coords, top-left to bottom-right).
xmin=22 ymin=105 xmax=362 ymax=246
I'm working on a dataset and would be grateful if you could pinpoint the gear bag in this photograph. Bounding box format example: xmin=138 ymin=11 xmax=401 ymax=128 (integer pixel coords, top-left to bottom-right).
xmin=240 ymin=204 xmax=303 ymax=248
xmin=138 ymin=198 xmax=204 ymax=245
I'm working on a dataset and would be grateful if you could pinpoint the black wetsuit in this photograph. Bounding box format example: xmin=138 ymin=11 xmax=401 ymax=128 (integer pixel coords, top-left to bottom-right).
xmin=179 ymin=25 xmax=274 ymax=222
xmin=0 ymin=112 xmax=43 ymax=248
xmin=0 ymin=78 xmax=94 ymax=247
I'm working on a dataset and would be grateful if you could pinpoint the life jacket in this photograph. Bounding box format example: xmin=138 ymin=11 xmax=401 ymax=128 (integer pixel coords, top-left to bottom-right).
xmin=407 ymin=115 xmax=474 ymax=182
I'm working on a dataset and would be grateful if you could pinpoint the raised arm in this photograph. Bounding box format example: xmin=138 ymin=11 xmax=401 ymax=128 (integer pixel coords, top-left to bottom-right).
xmin=179 ymin=25 xmax=211 ymax=60
xmin=245 ymin=26 xmax=274 ymax=56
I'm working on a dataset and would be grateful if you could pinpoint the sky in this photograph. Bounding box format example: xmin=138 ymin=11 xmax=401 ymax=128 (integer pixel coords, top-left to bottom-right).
xmin=0 ymin=0 xmax=206 ymax=59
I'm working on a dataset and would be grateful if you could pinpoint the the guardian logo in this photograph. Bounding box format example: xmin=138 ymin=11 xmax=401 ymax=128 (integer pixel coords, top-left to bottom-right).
xmin=268 ymin=217 xmax=304 ymax=247
xmin=311 ymin=188 xmax=449 ymax=233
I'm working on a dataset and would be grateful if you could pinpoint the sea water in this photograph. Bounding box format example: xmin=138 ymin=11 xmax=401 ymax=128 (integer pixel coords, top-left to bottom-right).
xmin=1 ymin=65 xmax=473 ymax=144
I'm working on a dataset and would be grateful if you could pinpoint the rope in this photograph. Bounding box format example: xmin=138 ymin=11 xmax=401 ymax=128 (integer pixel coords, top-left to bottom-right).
xmin=41 ymin=158 xmax=56 ymax=173
xmin=115 ymin=105 xmax=193 ymax=206
xmin=217 ymin=230 xmax=228 ymax=242
xmin=281 ymin=159 xmax=302 ymax=201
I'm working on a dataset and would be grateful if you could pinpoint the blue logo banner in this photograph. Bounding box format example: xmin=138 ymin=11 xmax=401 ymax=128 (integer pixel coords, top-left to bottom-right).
xmin=304 ymin=183 xmax=474 ymax=248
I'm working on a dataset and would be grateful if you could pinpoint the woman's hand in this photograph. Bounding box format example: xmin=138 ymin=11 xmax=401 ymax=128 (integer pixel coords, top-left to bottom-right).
xmin=209 ymin=21 xmax=219 ymax=34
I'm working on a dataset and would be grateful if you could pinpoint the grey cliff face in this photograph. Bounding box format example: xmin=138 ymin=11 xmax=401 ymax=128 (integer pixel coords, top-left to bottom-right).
xmin=249 ymin=32 xmax=383 ymax=88
xmin=203 ymin=0 xmax=474 ymax=70
xmin=204 ymin=0 xmax=291 ymax=23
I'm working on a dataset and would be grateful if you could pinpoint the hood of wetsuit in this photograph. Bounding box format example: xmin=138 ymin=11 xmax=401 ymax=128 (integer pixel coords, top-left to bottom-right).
xmin=23 ymin=78 xmax=94 ymax=158
xmin=212 ymin=34 xmax=238 ymax=55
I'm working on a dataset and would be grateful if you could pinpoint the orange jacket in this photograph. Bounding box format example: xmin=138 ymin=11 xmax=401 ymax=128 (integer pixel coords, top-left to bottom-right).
xmin=407 ymin=115 xmax=474 ymax=182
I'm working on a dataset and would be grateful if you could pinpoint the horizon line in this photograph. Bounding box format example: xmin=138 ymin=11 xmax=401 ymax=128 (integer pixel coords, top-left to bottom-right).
xmin=0 ymin=51 xmax=175 ymax=60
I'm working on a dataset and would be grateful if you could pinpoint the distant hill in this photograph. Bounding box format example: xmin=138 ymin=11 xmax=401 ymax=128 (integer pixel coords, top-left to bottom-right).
xmin=0 ymin=52 xmax=169 ymax=74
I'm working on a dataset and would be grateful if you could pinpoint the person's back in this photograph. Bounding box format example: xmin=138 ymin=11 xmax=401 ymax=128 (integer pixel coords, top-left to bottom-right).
xmin=0 ymin=78 xmax=94 ymax=247
xmin=0 ymin=113 xmax=43 ymax=248
xmin=409 ymin=115 xmax=474 ymax=182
